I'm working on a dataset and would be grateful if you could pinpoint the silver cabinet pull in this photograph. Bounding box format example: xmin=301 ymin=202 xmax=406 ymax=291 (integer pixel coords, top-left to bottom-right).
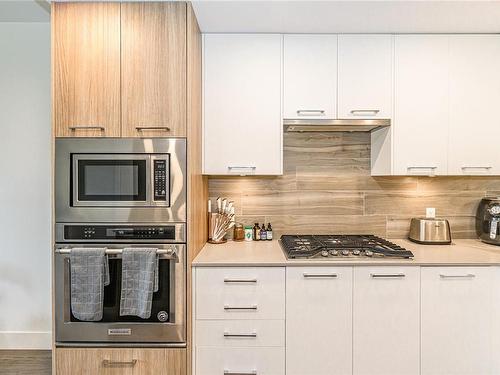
xmin=370 ymin=273 xmax=406 ymax=278
xmin=440 ymin=274 xmax=476 ymax=279
xmin=297 ymin=109 xmax=325 ymax=116
xmin=224 ymin=278 xmax=258 ymax=283
xmin=224 ymin=332 xmax=257 ymax=338
xmin=135 ymin=126 xmax=170 ymax=131
xmin=224 ymin=371 xmax=257 ymax=375
xmin=303 ymin=273 xmax=338 ymax=278
xmin=102 ymin=359 xmax=137 ymax=367
xmin=69 ymin=126 xmax=105 ymax=131
xmin=350 ymin=109 xmax=380 ymax=116
xmin=407 ymin=166 xmax=437 ymax=175
xmin=407 ymin=166 xmax=437 ymax=170
xmin=224 ymin=305 xmax=258 ymax=311
xmin=228 ymin=166 xmax=256 ymax=170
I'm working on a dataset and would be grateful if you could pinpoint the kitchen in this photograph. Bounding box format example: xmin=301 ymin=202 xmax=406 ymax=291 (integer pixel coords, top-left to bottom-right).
xmin=2 ymin=1 xmax=500 ymax=374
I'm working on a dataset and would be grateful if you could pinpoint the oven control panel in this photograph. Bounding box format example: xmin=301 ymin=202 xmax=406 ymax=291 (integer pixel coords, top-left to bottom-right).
xmin=153 ymin=159 xmax=168 ymax=202
xmin=64 ymin=225 xmax=176 ymax=241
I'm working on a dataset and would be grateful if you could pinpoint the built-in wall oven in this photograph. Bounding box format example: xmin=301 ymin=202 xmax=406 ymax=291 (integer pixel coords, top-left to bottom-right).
xmin=54 ymin=138 xmax=187 ymax=346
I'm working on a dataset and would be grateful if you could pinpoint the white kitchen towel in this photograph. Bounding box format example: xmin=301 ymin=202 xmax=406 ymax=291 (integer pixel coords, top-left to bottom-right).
xmin=119 ymin=248 xmax=159 ymax=319
xmin=70 ymin=248 xmax=109 ymax=321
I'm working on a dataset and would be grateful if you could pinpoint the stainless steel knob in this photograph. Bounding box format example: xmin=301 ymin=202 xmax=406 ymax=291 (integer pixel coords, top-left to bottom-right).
xmin=341 ymin=250 xmax=350 ymax=256
xmin=353 ymin=250 xmax=361 ymax=256
xmin=321 ymin=250 xmax=329 ymax=257
xmin=365 ymin=250 xmax=373 ymax=257
xmin=329 ymin=249 xmax=339 ymax=256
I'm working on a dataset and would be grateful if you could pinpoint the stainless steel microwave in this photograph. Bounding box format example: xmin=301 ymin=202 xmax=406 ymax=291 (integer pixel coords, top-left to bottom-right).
xmin=55 ymin=138 xmax=186 ymax=223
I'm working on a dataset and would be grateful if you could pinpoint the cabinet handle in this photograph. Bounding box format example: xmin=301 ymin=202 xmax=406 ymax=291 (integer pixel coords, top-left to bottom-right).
xmin=228 ymin=166 xmax=256 ymax=170
xmin=439 ymin=274 xmax=476 ymax=279
xmin=407 ymin=166 xmax=437 ymax=175
xmin=297 ymin=109 xmax=325 ymax=116
xmin=303 ymin=273 xmax=338 ymax=278
xmin=135 ymin=126 xmax=170 ymax=131
xmin=224 ymin=371 xmax=257 ymax=375
xmin=224 ymin=305 xmax=258 ymax=311
xmin=461 ymin=166 xmax=492 ymax=174
xmin=102 ymin=359 xmax=137 ymax=367
xmin=227 ymin=166 xmax=256 ymax=175
xmin=224 ymin=332 xmax=257 ymax=338
xmin=69 ymin=126 xmax=105 ymax=131
xmin=370 ymin=273 xmax=406 ymax=278
xmin=224 ymin=278 xmax=258 ymax=283
xmin=350 ymin=109 xmax=380 ymax=116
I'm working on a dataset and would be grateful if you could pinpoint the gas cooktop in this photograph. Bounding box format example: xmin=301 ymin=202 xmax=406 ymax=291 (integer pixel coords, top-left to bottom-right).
xmin=280 ymin=235 xmax=414 ymax=259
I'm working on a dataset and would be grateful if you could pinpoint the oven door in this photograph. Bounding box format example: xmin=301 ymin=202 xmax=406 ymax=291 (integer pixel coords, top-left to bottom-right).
xmin=54 ymin=243 xmax=186 ymax=345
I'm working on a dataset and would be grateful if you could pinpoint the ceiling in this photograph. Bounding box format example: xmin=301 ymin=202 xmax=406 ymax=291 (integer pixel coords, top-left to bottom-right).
xmin=191 ymin=1 xmax=500 ymax=34
xmin=0 ymin=0 xmax=50 ymax=23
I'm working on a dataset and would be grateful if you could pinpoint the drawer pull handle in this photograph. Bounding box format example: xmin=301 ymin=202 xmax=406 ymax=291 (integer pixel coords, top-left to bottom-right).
xmin=224 ymin=278 xmax=257 ymax=283
xmin=350 ymin=109 xmax=380 ymax=116
xmin=303 ymin=273 xmax=338 ymax=278
xmin=224 ymin=305 xmax=258 ymax=311
xmin=224 ymin=371 xmax=257 ymax=375
xmin=440 ymin=274 xmax=476 ymax=279
xmin=224 ymin=332 xmax=257 ymax=338
xmin=135 ymin=126 xmax=170 ymax=131
xmin=370 ymin=273 xmax=406 ymax=278
xmin=102 ymin=359 xmax=137 ymax=367
xmin=69 ymin=126 xmax=105 ymax=131
xmin=297 ymin=109 xmax=325 ymax=116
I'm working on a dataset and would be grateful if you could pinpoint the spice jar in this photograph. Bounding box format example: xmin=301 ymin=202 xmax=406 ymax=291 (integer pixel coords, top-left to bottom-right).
xmin=233 ymin=223 xmax=245 ymax=241
xmin=244 ymin=226 xmax=253 ymax=241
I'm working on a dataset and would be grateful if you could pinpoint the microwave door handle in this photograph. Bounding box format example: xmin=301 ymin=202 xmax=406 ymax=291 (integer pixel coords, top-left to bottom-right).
xmin=490 ymin=218 xmax=499 ymax=240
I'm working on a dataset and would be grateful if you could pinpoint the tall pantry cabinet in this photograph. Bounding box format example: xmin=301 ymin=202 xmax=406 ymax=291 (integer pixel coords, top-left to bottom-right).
xmin=52 ymin=2 xmax=207 ymax=375
xmin=52 ymin=2 xmax=187 ymax=138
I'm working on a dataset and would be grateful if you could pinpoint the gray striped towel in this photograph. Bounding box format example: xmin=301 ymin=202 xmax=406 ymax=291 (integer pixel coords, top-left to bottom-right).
xmin=119 ymin=248 xmax=159 ymax=319
xmin=70 ymin=248 xmax=109 ymax=321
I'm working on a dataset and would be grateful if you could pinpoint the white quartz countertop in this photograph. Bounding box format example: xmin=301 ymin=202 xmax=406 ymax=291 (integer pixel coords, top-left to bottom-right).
xmin=192 ymin=238 xmax=500 ymax=267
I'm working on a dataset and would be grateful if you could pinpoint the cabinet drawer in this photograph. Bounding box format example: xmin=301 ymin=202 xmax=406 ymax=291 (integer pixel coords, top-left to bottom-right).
xmin=55 ymin=347 xmax=185 ymax=375
xmin=195 ymin=319 xmax=285 ymax=347
xmin=195 ymin=347 xmax=285 ymax=375
xmin=195 ymin=267 xmax=285 ymax=319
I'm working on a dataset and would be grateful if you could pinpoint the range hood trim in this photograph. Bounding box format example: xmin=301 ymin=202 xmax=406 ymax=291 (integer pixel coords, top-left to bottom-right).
xmin=283 ymin=118 xmax=391 ymax=132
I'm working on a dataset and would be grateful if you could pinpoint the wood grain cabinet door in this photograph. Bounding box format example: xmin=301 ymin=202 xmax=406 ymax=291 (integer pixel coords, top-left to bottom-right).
xmin=121 ymin=2 xmax=187 ymax=138
xmin=55 ymin=348 xmax=186 ymax=375
xmin=52 ymin=2 xmax=121 ymax=137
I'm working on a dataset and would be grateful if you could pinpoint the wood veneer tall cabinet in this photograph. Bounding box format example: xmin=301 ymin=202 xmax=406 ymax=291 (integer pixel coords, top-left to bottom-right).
xmin=121 ymin=2 xmax=186 ymax=137
xmin=52 ymin=2 xmax=121 ymax=137
xmin=51 ymin=2 xmax=207 ymax=375
xmin=52 ymin=2 xmax=187 ymax=138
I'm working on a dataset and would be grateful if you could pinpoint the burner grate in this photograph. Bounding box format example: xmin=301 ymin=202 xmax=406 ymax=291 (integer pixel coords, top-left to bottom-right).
xmin=280 ymin=234 xmax=413 ymax=259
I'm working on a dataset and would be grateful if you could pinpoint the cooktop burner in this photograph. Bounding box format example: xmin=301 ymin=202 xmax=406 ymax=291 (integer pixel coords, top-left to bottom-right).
xmin=280 ymin=235 xmax=414 ymax=259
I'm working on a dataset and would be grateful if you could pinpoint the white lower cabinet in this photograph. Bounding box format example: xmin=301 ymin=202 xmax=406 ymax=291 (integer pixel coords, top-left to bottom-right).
xmin=353 ymin=267 xmax=420 ymax=375
xmin=194 ymin=267 xmax=286 ymax=375
xmin=286 ymin=267 xmax=353 ymax=375
xmin=196 ymin=347 xmax=285 ymax=375
xmin=195 ymin=265 xmax=498 ymax=375
xmin=421 ymin=267 xmax=494 ymax=375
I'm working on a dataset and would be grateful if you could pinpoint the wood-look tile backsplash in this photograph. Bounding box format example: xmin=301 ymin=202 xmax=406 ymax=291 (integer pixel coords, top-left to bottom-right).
xmin=208 ymin=132 xmax=500 ymax=239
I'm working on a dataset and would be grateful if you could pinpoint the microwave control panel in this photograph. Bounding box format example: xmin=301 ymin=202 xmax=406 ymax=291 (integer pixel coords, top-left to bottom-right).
xmin=153 ymin=159 xmax=168 ymax=202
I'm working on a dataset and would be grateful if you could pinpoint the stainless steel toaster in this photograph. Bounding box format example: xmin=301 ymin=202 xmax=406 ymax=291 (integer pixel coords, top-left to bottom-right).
xmin=476 ymin=197 xmax=500 ymax=245
xmin=408 ymin=218 xmax=452 ymax=244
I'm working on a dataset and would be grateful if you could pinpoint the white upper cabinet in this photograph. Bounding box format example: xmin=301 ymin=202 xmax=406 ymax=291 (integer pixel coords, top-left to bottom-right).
xmin=203 ymin=34 xmax=282 ymax=175
xmin=338 ymin=34 xmax=393 ymax=119
xmin=448 ymin=35 xmax=500 ymax=175
xmin=283 ymin=35 xmax=337 ymax=119
xmin=393 ymin=35 xmax=449 ymax=176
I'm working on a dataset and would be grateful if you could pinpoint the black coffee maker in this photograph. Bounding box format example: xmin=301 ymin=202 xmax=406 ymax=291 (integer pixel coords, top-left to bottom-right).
xmin=476 ymin=197 xmax=500 ymax=245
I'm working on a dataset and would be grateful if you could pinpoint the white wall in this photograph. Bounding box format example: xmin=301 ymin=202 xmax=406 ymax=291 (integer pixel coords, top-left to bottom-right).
xmin=0 ymin=22 xmax=51 ymax=349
